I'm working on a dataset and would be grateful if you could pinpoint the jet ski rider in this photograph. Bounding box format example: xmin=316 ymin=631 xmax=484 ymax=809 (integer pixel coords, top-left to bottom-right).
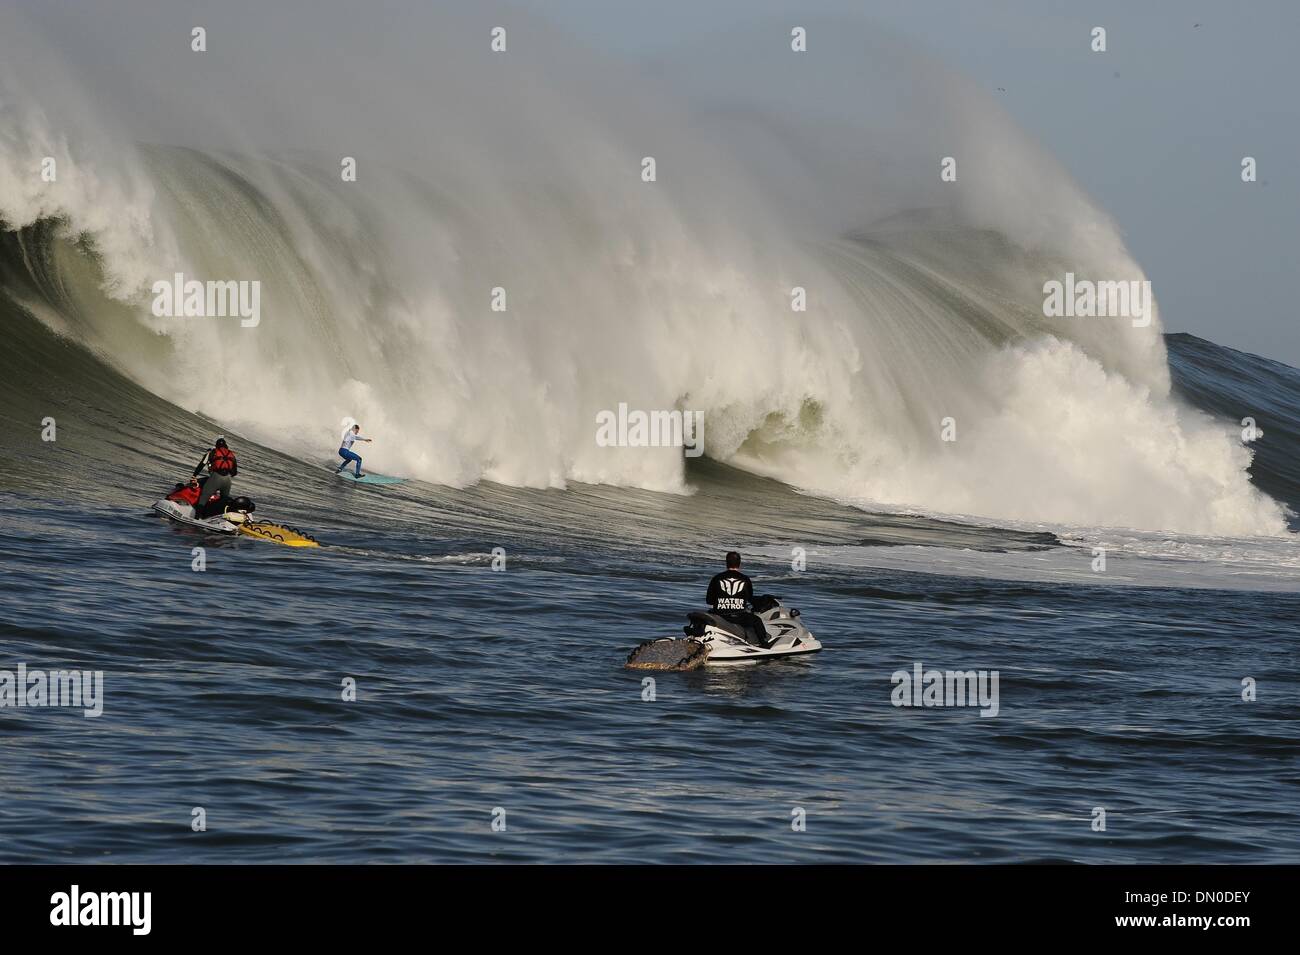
xmin=706 ymin=552 xmax=768 ymax=647
xmin=193 ymin=436 xmax=238 ymax=516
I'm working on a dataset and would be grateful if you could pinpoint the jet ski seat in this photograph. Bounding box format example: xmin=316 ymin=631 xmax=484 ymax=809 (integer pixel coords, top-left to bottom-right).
xmin=687 ymin=611 xmax=768 ymax=648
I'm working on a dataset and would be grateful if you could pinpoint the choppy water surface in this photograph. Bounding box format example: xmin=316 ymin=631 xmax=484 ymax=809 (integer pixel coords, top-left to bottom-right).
xmin=2 ymin=447 xmax=1297 ymax=862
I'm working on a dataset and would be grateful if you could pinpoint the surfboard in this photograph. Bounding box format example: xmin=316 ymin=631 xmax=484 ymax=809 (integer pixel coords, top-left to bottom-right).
xmin=333 ymin=470 xmax=405 ymax=485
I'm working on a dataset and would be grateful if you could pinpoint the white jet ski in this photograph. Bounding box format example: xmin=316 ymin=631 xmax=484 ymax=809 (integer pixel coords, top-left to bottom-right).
xmin=626 ymin=596 xmax=822 ymax=669
xmin=151 ymin=497 xmax=252 ymax=534
xmin=685 ymin=596 xmax=822 ymax=661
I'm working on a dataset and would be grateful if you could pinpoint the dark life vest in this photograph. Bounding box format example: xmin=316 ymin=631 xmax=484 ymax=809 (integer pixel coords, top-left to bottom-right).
xmin=209 ymin=446 xmax=237 ymax=474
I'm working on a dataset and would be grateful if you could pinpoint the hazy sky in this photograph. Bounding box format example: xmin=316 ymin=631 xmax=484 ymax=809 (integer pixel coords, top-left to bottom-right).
xmin=523 ymin=0 xmax=1300 ymax=367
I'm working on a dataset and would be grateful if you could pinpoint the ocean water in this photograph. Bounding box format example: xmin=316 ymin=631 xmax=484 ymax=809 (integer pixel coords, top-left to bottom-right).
xmin=1 ymin=1 xmax=1298 ymax=864
xmin=1 ymin=330 xmax=1298 ymax=862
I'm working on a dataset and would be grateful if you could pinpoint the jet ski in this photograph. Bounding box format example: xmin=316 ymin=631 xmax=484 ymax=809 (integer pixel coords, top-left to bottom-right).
xmin=152 ymin=492 xmax=321 ymax=548
xmin=626 ymin=596 xmax=822 ymax=670
xmin=151 ymin=495 xmax=254 ymax=534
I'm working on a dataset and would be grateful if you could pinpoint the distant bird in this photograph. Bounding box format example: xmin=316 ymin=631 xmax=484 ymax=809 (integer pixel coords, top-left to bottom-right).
xmin=996 ymin=87 xmax=1006 ymax=92
xmin=1194 ymin=23 xmax=1201 ymax=28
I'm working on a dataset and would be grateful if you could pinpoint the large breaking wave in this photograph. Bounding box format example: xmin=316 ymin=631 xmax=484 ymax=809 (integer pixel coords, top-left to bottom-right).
xmin=0 ymin=0 xmax=1291 ymax=536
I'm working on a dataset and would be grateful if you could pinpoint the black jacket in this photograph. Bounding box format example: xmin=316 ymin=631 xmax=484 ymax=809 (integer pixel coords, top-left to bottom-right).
xmin=706 ymin=569 xmax=754 ymax=613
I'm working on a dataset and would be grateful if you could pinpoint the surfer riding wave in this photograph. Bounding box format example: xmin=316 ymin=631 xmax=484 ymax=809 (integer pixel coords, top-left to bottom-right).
xmin=336 ymin=424 xmax=372 ymax=478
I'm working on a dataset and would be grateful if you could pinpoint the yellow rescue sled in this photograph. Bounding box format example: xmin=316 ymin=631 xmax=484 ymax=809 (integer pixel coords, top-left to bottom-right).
xmin=237 ymin=521 xmax=321 ymax=548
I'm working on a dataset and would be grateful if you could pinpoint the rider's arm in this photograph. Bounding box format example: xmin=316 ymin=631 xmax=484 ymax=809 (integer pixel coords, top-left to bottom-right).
xmin=192 ymin=450 xmax=210 ymax=477
xmin=705 ymin=575 xmax=719 ymax=607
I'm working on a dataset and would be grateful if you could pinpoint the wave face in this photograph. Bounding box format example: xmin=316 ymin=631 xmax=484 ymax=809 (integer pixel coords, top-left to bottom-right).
xmin=1167 ymin=333 xmax=1300 ymax=528
xmin=0 ymin=1 xmax=1292 ymax=536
